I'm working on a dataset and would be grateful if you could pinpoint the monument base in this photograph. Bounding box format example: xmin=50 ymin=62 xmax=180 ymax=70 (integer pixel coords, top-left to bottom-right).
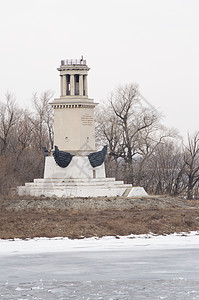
xmin=44 ymin=156 xmax=105 ymax=179
xmin=17 ymin=156 xmax=148 ymax=198
xmin=18 ymin=178 xmax=132 ymax=198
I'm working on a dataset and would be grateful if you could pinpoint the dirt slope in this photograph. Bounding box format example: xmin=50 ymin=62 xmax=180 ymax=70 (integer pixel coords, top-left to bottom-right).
xmin=0 ymin=195 xmax=199 ymax=239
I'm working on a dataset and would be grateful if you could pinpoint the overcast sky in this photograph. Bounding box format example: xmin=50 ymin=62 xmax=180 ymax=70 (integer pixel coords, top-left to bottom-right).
xmin=0 ymin=0 xmax=199 ymax=138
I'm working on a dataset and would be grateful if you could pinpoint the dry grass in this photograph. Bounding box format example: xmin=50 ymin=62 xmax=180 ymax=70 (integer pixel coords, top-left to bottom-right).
xmin=0 ymin=197 xmax=199 ymax=239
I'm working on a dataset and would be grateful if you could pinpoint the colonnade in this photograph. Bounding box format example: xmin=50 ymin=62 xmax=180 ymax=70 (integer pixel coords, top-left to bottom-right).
xmin=60 ymin=74 xmax=88 ymax=97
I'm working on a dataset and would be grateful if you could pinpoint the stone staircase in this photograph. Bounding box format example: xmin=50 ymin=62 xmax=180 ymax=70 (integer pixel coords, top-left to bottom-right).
xmin=18 ymin=178 xmax=133 ymax=198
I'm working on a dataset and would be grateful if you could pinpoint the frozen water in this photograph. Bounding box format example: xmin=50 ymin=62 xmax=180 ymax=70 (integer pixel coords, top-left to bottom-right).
xmin=0 ymin=233 xmax=199 ymax=299
xmin=1 ymin=279 xmax=199 ymax=299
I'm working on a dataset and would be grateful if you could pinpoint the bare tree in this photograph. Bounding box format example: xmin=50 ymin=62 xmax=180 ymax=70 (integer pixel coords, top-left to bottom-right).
xmin=183 ymin=132 xmax=199 ymax=199
xmin=109 ymin=84 xmax=140 ymax=164
xmin=95 ymin=105 xmax=122 ymax=179
xmin=12 ymin=109 xmax=34 ymax=170
xmin=134 ymin=124 xmax=178 ymax=186
xmin=145 ymin=140 xmax=186 ymax=195
xmin=31 ymin=90 xmax=54 ymax=151
xmin=96 ymin=84 xmax=168 ymax=184
xmin=0 ymin=93 xmax=21 ymax=155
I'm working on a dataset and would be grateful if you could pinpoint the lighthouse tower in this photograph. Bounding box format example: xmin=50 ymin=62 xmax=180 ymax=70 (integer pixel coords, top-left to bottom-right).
xmin=52 ymin=58 xmax=96 ymax=154
xmin=43 ymin=58 xmax=106 ymax=180
xmin=17 ymin=58 xmax=148 ymax=198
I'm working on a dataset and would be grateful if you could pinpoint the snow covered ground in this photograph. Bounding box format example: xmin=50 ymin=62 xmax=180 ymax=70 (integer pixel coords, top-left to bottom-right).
xmin=0 ymin=231 xmax=199 ymax=255
xmin=0 ymin=232 xmax=199 ymax=299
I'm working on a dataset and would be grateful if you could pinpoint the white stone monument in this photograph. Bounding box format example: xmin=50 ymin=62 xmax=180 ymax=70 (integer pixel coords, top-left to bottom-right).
xmin=18 ymin=58 xmax=148 ymax=198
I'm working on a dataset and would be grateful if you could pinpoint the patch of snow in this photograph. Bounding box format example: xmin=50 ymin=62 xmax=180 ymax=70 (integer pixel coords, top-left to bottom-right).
xmin=0 ymin=231 xmax=199 ymax=256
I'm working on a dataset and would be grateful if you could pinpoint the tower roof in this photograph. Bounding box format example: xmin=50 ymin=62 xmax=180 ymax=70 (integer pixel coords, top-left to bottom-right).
xmin=61 ymin=58 xmax=87 ymax=66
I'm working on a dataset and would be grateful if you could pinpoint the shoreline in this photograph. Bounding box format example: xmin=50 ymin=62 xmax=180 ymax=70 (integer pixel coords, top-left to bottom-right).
xmin=1 ymin=231 xmax=199 ymax=256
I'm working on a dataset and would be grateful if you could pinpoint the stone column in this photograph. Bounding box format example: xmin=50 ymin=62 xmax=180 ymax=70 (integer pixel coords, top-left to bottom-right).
xmin=60 ymin=75 xmax=63 ymax=96
xmin=70 ymin=74 xmax=75 ymax=96
xmin=62 ymin=75 xmax=67 ymax=96
xmin=84 ymin=75 xmax=88 ymax=96
xmin=79 ymin=74 xmax=83 ymax=96
xmin=66 ymin=75 xmax=68 ymax=95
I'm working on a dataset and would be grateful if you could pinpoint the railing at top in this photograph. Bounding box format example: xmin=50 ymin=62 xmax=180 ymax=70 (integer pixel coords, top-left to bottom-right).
xmin=61 ymin=59 xmax=87 ymax=66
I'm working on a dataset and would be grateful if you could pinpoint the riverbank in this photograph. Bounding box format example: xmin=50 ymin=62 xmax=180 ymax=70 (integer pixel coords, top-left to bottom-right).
xmin=0 ymin=195 xmax=199 ymax=239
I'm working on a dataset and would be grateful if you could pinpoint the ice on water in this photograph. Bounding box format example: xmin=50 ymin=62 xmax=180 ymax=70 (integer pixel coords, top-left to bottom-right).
xmin=1 ymin=279 xmax=199 ymax=299
xmin=1 ymin=232 xmax=199 ymax=299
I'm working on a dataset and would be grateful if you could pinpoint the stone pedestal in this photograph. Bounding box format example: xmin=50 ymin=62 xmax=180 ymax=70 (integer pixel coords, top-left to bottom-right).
xmin=44 ymin=156 xmax=105 ymax=179
xmin=17 ymin=156 xmax=148 ymax=198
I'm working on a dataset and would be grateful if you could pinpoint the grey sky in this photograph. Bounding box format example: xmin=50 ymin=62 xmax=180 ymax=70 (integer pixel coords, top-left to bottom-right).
xmin=0 ymin=0 xmax=199 ymax=138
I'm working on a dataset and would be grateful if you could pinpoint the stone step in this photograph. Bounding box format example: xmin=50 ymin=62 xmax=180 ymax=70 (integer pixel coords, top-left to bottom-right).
xmin=25 ymin=185 xmax=132 ymax=191
xmin=19 ymin=185 xmax=129 ymax=198
xmin=25 ymin=182 xmax=131 ymax=189
xmin=34 ymin=178 xmax=116 ymax=183
xmin=26 ymin=180 xmax=125 ymax=187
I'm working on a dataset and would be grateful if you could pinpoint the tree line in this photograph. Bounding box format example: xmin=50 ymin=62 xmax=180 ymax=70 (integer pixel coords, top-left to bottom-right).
xmin=1 ymin=85 xmax=199 ymax=199
xmin=0 ymin=91 xmax=53 ymax=195
xmin=96 ymin=84 xmax=199 ymax=200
